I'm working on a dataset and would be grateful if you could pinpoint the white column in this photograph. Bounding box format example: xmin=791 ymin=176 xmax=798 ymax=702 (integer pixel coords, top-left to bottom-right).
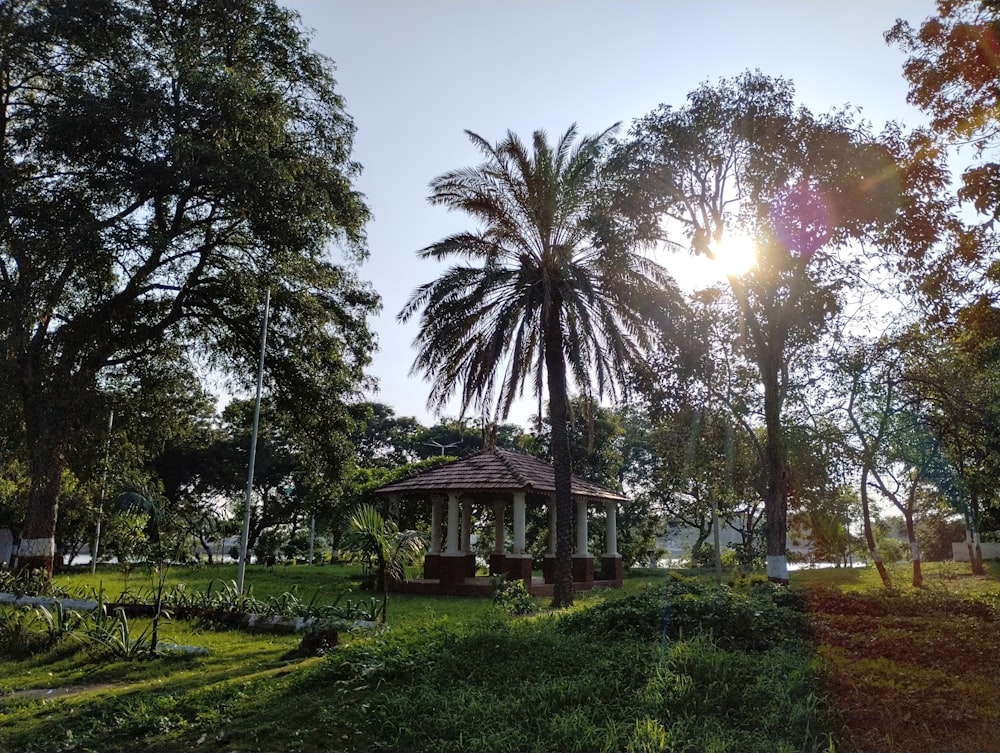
xmin=604 ymin=500 xmax=618 ymax=557
xmin=461 ymin=498 xmax=472 ymax=553
xmin=575 ymin=498 xmax=589 ymax=555
xmin=445 ymin=492 xmax=460 ymax=554
xmin=493 ymin=499 xmax=506 ymax=554
xmin=547 ymin=502 xmax=557 ymax=554
xmin=513 ymin=491 xmax=526 ymax=555
xmin=430 ymin=496 xmax=443 ymax=554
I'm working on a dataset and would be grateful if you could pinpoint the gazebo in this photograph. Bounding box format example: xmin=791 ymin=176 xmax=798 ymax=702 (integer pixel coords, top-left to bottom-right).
xmin=374 ymin=448 xmax=628 ymax=596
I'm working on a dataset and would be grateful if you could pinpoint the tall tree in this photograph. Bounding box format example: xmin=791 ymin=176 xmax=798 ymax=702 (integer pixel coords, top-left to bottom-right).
xmin=399 ymin=125 xmax=684 ymax=607
xmin=615 ymin=72 xmax=939 ymax=582
xmin=890 ymin=2 xmax=1000 ymax=562
xmin=0 ymin=0 xmax=377 ymax=574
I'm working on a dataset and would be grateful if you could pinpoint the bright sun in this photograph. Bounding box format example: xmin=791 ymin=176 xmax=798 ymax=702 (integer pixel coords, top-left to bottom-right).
xmin=711 ymin=233 xmax=757 ymax=277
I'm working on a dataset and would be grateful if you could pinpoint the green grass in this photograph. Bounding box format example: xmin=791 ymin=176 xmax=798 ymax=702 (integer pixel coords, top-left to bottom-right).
xmin=1 ymin=561 xmax=996 ymax=752
xmin=51 ymin=562 xmax=366 ymax=605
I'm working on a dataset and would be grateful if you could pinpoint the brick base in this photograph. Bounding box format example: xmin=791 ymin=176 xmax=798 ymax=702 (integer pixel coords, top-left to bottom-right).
xmin=600 ymin=555 xmax=623 ymax=585
xmin=572 ymin=555 xmax=594 ymax=584
xmin=489 ymin=553 xmax=505 ymax=575
xmin=465 ymin=553 xmax=477 ymax=577
xmin=505 ymin=554 xmax=532 ymax=583
xmin=438 ymin=554 xmax=468 ymax=585
xmin=423 ymin=553 xmax=441 ymax=580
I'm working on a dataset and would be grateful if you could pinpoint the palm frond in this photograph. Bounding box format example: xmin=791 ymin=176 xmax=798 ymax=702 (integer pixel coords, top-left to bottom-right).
xmin=403 ymin=124 xmax=685 ymax=423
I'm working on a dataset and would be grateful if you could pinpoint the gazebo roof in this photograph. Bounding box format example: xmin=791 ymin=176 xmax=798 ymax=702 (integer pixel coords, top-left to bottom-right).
xmin=374 ymin=448 xmax=629 ymax=503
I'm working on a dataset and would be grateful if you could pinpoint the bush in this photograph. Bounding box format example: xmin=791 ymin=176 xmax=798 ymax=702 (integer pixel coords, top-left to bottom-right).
xmin=0 ymin=606 xmax=48 ymax=658
xmin=313 ymin=593 xmax=831 ymax=753
xmin=558 ymin=574 xmax=809 ymax=651
xmin=0 ymin=567 xmax=68 ymax=598
xmin=491 ymin=576 xmax=535 ymax=616
xmin=689 ymin=543 xmax=715 ymax=568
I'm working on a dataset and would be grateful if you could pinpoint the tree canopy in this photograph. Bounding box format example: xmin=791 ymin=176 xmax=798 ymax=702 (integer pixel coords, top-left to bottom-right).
xmin=1 ymin=0 xmax=377 ymax=574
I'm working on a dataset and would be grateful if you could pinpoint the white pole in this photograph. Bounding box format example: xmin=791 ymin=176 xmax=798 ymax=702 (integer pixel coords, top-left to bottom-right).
xmin=237 ymin=289 xmax=271 ymax=594
xmin=90 ymin=409 xmax=114 ymax=574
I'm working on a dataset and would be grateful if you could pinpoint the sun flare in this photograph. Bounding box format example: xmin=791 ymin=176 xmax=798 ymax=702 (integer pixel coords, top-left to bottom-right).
xmin=711 ymin=233 xmax=757 ymax=277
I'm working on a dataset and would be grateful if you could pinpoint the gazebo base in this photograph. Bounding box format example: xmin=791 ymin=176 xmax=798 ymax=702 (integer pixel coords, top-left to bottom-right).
xmin=396 ymin=575 xmax=623 ymax=597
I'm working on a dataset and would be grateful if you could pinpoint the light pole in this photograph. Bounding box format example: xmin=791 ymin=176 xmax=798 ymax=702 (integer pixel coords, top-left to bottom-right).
xmin=237 ymin=289 xmax=270 ymax=594
xmin=90 ymin=409 xmax=114 ymax=574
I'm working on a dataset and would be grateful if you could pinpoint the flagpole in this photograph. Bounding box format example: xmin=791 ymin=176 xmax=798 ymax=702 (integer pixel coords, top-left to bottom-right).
xmin=237 ymin=289 xmax=270 ymax=594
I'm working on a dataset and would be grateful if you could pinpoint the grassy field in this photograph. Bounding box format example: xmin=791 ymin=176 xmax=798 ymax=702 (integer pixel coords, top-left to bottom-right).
xmin=1 ymin=560 xmax=997 ymax=752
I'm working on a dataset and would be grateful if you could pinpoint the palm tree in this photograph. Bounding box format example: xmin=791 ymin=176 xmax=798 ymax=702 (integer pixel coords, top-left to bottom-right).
xmin=341 ymin=504 xmax=424 ymax=623
xmin=399 ymin=125 xmax=683 ymax=607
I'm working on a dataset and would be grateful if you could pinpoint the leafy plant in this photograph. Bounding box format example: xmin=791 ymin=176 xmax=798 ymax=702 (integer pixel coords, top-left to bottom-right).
xmin=491 ymin=576 xmax=536 ymax=615
xmin=0 ymin=567 xmax=68 ymax=598
xmin=32 ymin=601 xmax=86 ymax=648
xmin=0 ymin=605 xmax=45 ymax=658
xmin=558 ymin=577 xmax=810 ymax=651
xmin=340 ymin=504 xmax=425 ymax=623
xmin=83 ymin=605 xmax=154 ymax=661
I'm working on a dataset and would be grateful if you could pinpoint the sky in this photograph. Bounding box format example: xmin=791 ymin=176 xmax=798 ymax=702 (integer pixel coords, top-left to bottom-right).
xmin=281 ymin=0 xmax=938 ymax=428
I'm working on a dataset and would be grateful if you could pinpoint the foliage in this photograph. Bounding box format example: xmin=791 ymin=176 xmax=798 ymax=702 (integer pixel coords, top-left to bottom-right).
xmin=558 ymin=576 xmax=810 ymax=651
xmin=616 ymin=71 xmax=948 ymax=580
xmin=0 ymin=567 xmax=68 ymax=598
xmin=83 ymin=606 xmax=155 ymax=662
xmin=314 ymin=611 xmax=830 ymax=753
xmin=491 ymin=576 xmax=536 ymax=616
xmin=789 ymin=487 xmax=857 ymax=567
xmin=916 ymin=506 xmax=967 ymax=561
xmin=0 ymin=565 xmax=997 ymax=752
xmin=340 ymin=504 xmax=424 ymax=622
xmin=399 ymin=124 xmax=684 ymax=608
xmin=0 ymin=606 xmax=50 ymax=658
xmin=628 ymin=635 xmax=832 ymax=753
xmin=805 ymin=585 xmax=1000 ymax=753
xmin=1 ymin=0 xmax=377 ymax=575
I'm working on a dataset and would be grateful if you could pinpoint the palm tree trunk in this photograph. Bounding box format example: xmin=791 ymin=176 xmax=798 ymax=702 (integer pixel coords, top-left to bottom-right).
xmin=544 ymin=301 xmax=574 ymax=609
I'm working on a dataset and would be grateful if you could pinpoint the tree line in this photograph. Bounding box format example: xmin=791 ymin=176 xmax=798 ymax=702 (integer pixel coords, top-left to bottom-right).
xmin=1 ymin=0 xmax=998 ymax=605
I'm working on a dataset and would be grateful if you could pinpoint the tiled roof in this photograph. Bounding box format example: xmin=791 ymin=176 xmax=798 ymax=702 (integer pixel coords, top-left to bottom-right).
xmin=374 ymin=448 xmax=629 ymax=502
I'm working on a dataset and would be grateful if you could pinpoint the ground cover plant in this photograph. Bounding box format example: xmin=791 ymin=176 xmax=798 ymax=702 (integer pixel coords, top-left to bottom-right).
xmin=0 ymin=562 xmax=997 ymax=752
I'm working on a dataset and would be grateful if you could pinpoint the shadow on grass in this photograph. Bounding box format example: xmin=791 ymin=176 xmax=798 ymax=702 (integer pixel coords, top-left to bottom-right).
xmin=801 ymin=567 xmax=1000 ymax=753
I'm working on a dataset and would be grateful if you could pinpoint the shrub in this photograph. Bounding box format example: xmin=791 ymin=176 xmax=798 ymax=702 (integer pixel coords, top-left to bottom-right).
xmin=0 ymin=605 xmax=47 ymax=658
xmin=491 ymin=576 xmax=535 ymax=616
xmin=558 ymin=575 xmax=810 ymax=651
xmin=0 ymin=567 xmax=68 ymax=598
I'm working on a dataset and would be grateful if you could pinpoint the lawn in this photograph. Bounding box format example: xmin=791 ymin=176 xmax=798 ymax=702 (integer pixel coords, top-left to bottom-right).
xmin=1 ymin=561 xmax=997 ymax=752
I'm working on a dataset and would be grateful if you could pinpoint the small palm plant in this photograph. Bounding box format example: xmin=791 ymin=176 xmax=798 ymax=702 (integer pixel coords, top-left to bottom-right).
xmin=111 ymin=488 xmax=190 ymax=654
xmin=341 ymin=504 xmax=424 ymax=623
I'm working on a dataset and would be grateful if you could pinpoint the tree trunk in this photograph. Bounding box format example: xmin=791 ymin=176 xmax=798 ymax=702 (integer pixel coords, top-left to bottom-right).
xmin=544 ymin=301 xmax=574 ymax=609
xmin=760 ymin=357 xmax=789 ymax=584
xmin=904 ymin=512 xmax=922 ymax=588
xmin=969 ymin=501 xmax=985 ymax=575
xmin=18 ymin=439 xmax=66 ymax=577
xmin=860 ymin=468 xmax=891 ymax=588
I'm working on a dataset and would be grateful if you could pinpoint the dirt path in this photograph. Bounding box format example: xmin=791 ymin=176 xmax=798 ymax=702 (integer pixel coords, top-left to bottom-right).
xmin=5 ymin=684 xmax=117 ymax=702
